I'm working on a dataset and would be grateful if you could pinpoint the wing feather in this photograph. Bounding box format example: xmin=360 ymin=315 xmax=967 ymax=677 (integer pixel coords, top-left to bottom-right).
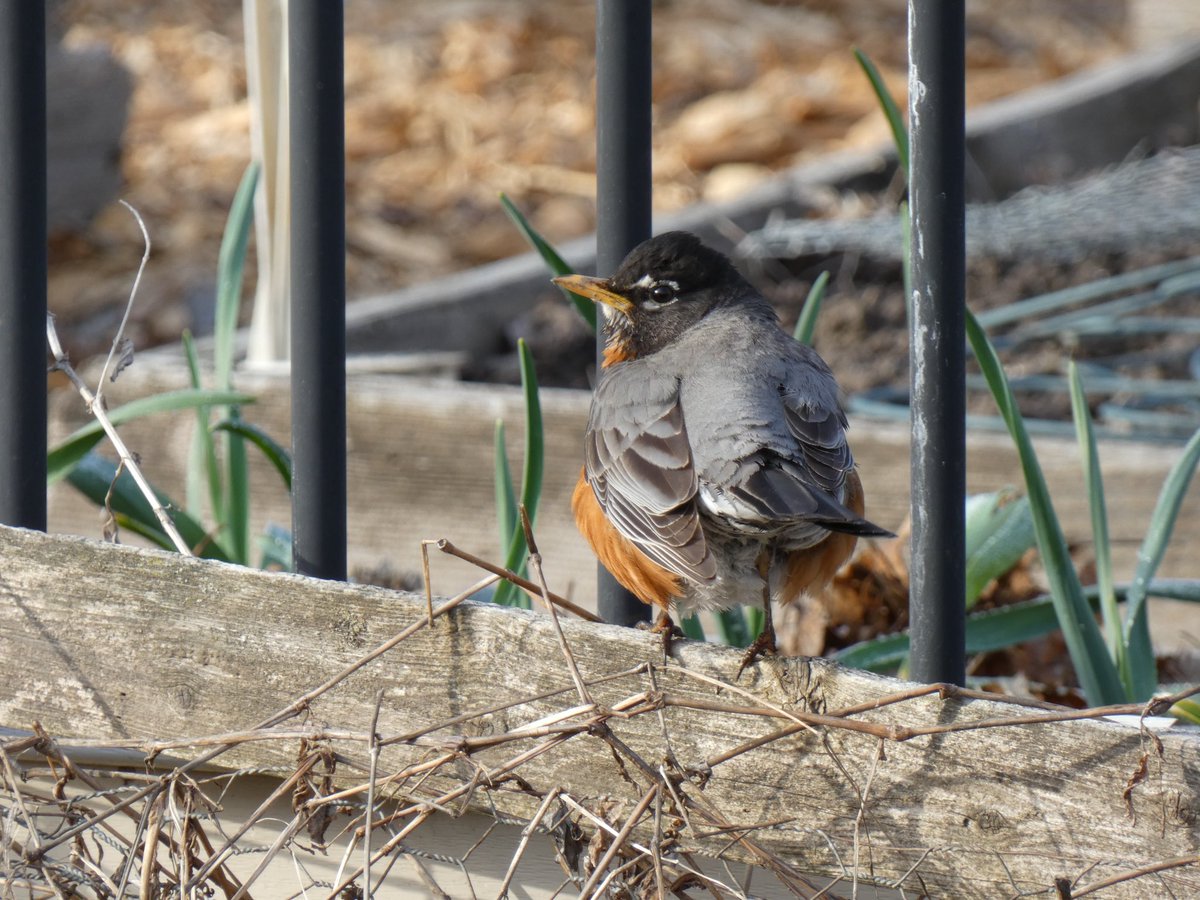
xmin=694 ymin=370 xmax=887 ymax=538
xmin=584 ymin=375 xmax=716 ymax=582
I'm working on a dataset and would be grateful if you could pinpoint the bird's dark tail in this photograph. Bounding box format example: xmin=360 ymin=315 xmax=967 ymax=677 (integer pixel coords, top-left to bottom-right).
xmin=817 ymin=516 xmax=895 ymax=539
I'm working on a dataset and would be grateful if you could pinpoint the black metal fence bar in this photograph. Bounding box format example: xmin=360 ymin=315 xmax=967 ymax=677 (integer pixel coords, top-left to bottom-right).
xmin=289 ymin=1 xmax=347 ymax=580
xmin=0 ymin=5 xmax=47 ymax=530
xmin=907 ymin=0 xmax=967 ymax=685
xmin=594 ymin=0 xmax=653 ymax=626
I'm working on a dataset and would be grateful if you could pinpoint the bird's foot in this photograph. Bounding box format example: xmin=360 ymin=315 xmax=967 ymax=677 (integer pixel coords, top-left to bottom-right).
xmin=737 ymin=623 xmax=778 ymax=678
xmin=637 ymin=610 xmax=684 ymax=657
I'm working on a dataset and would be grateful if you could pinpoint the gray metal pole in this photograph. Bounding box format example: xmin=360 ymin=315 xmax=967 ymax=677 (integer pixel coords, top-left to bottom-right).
xmin=0 ymin=4 xmax=47 ymax=530
xmin=289 ymin=0 xmax=346 ymax=580
xmin=908 ymin=0 xmax=966 ymax=685
xmin=594 ymin=0 xmax=652 ymax=626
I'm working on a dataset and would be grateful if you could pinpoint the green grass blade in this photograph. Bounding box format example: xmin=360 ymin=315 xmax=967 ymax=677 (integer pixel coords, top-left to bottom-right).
xmin=47 ymin=431 xmax=108 ymax=486
xmin=837 ymin=592 xmax=1093 ymax=671
xmin=211 ymin=163 xmax=259 ymax=566
xmin=854 ymin=47 xmax=912 ymax=323
xmin=1068 ymin=361 xmax=1125 ymax=674
xmin=223 ymin=407 xmax=251 ymax=565
xmin=715 ymin=608 xmax=753 ymax=648
xmin=853 ymin=48 xmax=909 ymax=172
xmin=686 ymin=607 xmax=762 ymax=648
xmin=838 ymin=580 xmax=1200 ymax=670
xmin=66 ymin=452 xmax=231 ymax=562
xmin=964 ymin=491 xmax=1034 ymax=609
xmin=212 ymin=418 xmax=293 ymax=490
xmin=835 ymin=632 xmax=905 ymax=670
xmin=113 ymin=513 xmax=181 ymax=553
xmin=258 ymin=522 xmax=293 ymax=571
xmin=900 ymin=200 xmax=912 ymax=319
xmin=1123 ymin=424 xmax=1200 ymax=699
xmin=47 ymin=389 xmax=255 ymax=485
xmin=964 ymin=489 xmax=1009 ymax=560
xmin=709 ymin=611 xmax=731 ymax=645
xmin=1170 ymin=699 xmax=1200 ymax=726
xmin=966 ymin=308 xmax=1125 ymax=705
xmin=182 ymin=330 xmax=224 ymax=524
xmin=1135 ymin=580 xmax=1200 ymax=603
xmin=518 ymin=339 xmax=545 ymax=520
xmin=492 ymin=419 xmax=520 ymax=607
xmin=792 ymin=271 xmax=829 ymax=346
xmin=680 ymin=614 xmax=706 ymax=641
xmin=494 ymin=340 xmax=543 ymax=608
xmin=214 ymin=162 xmax=260 ymax=391
xmin=500 ymin=193 xmax=597 ymax=332
xmin=744 ymin=605 xmax=766 ymax=642
xmin=183 ymin=330 xmax=207 ymax=518
xmin=493 ymin=420 xmax=517 ymax=543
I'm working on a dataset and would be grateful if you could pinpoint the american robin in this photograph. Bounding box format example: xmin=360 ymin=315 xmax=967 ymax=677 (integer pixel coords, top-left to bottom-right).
xmin=553 ymin=231 xmax=892 ymax=668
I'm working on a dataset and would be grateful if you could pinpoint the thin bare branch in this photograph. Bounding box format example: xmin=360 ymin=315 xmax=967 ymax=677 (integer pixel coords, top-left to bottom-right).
xmin=437 ymin=538 xmax=602 ymax=622
xmin=95 ymin=200 xmax=152 ymax=398
xmin=365 ymin=690 xmax=385 ymax=899
xmin=495 ymin=788 xmax=561 ymax=899
xmin=1072 ymin=856 xmax=1200 ymax=897
xmin=46 ymin=313 xmax=193 ymax=555
xmin=577 ymin=785 xmax=658 ymax=899
xmin=521 ymin=505 xmax=593 ymax=705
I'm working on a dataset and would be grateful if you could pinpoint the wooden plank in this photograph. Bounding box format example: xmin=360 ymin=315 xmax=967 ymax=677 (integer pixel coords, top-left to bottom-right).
xmin=2 ymin=525 xmax=1198 ymax=897
xmin=48 ymin=357 xmax=1200 ymax=617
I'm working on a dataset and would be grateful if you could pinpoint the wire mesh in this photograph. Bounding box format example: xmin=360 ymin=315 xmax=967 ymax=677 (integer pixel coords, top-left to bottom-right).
xmin=743 ymin=147 xmax=1200 ymax=265
xmin=742 ymin=148 xmax=1200 ymax=441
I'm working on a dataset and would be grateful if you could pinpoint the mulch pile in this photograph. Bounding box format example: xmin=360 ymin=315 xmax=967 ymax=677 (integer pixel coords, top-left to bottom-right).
xmin=53 ymin=0 xmax=1129 ymax=362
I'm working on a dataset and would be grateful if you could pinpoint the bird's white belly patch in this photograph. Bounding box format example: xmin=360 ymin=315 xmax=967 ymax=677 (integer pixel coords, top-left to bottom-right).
xmin=696 ymin=484 xmax=751 ymax=522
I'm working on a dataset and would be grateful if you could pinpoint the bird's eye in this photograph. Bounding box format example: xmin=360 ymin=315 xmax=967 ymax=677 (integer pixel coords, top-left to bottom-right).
xmin=646 ymin=282 xmax=677 ymax=305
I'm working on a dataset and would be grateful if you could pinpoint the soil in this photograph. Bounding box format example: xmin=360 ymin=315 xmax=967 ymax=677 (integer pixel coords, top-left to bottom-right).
xmin=767 ymin=247 xmax=1200 ymax=424
xmin=472 ymin=238 xmax=1200 ymax=429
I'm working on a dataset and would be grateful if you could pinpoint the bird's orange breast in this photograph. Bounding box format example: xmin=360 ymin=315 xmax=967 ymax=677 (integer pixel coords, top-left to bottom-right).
xmin=601 ymin=340 xmax=633 ymax=368
xmin=571 ymin=469 xmax=681 ymax=609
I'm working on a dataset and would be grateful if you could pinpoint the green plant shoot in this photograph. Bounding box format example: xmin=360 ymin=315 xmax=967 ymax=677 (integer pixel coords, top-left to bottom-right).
xmin=500 ymin=193 xmax=597 ymax=331
xmin=492 ymin=339 xmax=544 ymax=607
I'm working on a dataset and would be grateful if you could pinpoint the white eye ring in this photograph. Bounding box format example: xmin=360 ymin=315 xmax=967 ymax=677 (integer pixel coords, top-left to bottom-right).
xmin=642 ymin=279 xmax=679 ymax=308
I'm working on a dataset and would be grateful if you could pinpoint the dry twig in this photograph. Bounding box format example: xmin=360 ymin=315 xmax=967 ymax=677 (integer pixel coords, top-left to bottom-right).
xmin=44 ymin=201 xmax=194 ymax=555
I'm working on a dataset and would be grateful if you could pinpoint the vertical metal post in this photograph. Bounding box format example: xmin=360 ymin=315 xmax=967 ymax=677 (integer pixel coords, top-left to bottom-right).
xmin=595 ymin=0 xmax=652 ymax=626
xmin=0 ymin=5 xmax=47 ymax=530
xmin=289 ymin=0 xmax=346 ymax=580
xmin=908 ymin=0 xmax=966 ymax=685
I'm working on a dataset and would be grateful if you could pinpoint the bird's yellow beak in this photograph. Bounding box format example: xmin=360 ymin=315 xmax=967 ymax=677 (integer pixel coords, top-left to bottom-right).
xmin=552 ymin=274 xmax=635 ymax=316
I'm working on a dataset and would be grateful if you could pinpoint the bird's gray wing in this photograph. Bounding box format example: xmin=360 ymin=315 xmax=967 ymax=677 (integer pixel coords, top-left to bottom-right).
xmin=585 ymin=370 xmax=717 ymax=582
xmin=694 ymin=348 xmax=884 ymax=537
xmin=774 ymin=359 xmax=889 ymax=535
xmin=780 ymin=390 xmax=854 ymax=498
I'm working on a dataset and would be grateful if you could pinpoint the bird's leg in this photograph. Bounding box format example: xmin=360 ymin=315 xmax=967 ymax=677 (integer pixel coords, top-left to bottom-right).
xmin=738 ymin=548 xmax=779 ymax=676
xmin=645 ymin=607 xmax=682 ymax=657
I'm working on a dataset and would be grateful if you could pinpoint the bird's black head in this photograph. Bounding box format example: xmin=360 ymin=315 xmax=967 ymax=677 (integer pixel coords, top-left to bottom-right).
xmin=554 ymin=231 xmax=756 ymax=364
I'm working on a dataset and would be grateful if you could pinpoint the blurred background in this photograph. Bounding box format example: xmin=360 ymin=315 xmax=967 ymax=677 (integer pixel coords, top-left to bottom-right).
xmin=47 ymin=0 xmax=1196 ymax=368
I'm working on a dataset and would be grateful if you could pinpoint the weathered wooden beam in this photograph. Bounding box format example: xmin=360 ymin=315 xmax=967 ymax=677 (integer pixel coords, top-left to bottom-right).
xmin=2 ymin=525 xmax=1198 ymax=897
